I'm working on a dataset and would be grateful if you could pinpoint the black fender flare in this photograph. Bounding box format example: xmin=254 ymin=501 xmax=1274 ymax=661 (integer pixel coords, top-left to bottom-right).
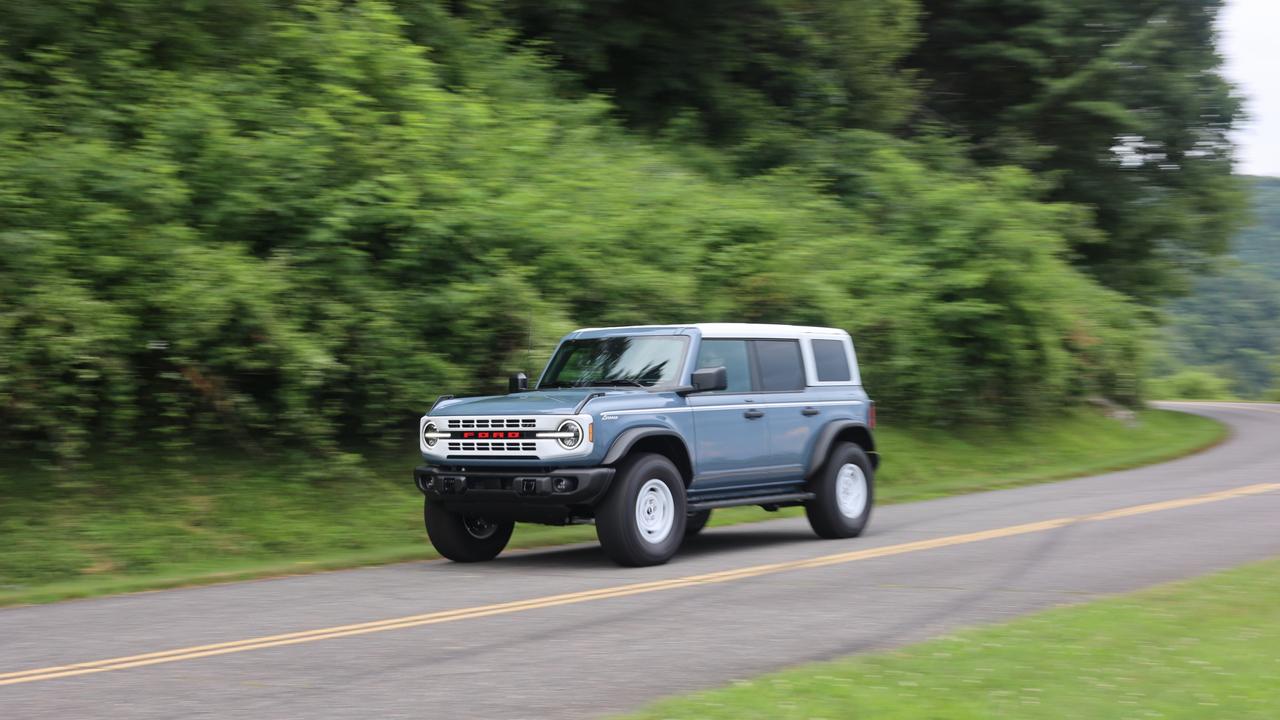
xmin=601 ymin=427 xmax=688 ymax=466
xmin=805 ymin=420 xmax=879 ymax=478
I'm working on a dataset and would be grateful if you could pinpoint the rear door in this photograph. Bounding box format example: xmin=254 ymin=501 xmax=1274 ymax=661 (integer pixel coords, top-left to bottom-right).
xmin=751 ymin=338 xmax=812 ymax=481
xmin=687 ymin=339 xmax=773 ymax=491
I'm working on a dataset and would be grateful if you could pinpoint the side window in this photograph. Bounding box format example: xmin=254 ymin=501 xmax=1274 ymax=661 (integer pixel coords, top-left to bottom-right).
xmin=753 ymin=340 xmax=805 ymax=391
xmin=811 ymin=339 xmax=852 ymax=382
xmin=696 ymin=340 xmax=752 ymax=393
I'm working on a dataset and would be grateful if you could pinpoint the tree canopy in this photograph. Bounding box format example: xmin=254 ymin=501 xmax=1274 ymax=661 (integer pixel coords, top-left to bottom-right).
xmin=484 ymin=0 xmax=1245 ymax=299
xmin=1157 ymin=178 xmax=1280 ymax=397
xmin=911 ymin=0 xmax=1244 ymax=300
xmin=0 ymin=0 xmax=1241 ymax=459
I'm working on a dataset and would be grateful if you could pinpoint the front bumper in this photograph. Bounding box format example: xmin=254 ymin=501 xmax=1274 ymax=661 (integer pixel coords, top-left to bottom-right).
xmin=414 ymin=464 xmax=615 ymax=509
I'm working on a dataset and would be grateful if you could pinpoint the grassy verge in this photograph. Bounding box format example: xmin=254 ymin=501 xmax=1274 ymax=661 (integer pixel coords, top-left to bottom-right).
xmin=624 ymin=555 xmax=1280 ymax=719
xmin=0 ymin=408 xmax=1223 ymax=606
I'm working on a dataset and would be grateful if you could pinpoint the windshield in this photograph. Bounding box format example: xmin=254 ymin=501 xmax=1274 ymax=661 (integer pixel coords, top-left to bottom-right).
xmin=539 ymin=336 xmax=688 ymax=389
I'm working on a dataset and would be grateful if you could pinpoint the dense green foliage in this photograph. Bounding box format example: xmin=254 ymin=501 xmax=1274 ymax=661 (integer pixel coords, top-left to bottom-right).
xmin=465 ymin=0 xmax=920 ymax=174
xmin=1155 ymin=177 xmax=1280 ymax=397
xmin=489 ymin=0 xmax=1245 ymax=300
xmin=1146 ymin=368 xmax=1237 ymax=400
xmin=0 ymin=409 xmax=1222 ymax=604
xmin=0 ymin=0 xmax=1239 ymax=458
xmin=1157 ymin=270 xmax=1280 ymax=396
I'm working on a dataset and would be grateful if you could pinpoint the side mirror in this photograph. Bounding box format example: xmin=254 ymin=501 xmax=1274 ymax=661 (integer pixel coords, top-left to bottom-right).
xmin=687 ymin=366 xmax=727 ymax=394
xmin=508 ymin=372 xmax=529 ymax=393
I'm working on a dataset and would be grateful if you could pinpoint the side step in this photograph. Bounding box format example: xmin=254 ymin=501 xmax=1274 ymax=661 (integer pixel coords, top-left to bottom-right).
xmin=687 ymin=491 xmax=815 ymax=512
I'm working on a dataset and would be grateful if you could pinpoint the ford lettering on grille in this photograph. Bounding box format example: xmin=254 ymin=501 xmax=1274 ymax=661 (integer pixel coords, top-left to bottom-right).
xmin=457 ymin=430 xmax=531 ymax=439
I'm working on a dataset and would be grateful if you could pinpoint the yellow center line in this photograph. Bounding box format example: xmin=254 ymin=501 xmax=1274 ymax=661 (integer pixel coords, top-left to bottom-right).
xmin=3 ymin=481 xmax=1278 ymax=687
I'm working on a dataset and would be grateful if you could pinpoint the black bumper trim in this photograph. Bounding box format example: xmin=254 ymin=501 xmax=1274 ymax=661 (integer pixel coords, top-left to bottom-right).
xmin=414 ymin=465 xmax=615 ymax=507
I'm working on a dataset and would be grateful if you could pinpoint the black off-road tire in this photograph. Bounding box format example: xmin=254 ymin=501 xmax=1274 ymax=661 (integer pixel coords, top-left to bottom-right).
xmin=684 ymin=509 xmax=712 ymax=537
xmin=805 ymin=442 xmax=874 ymax=539
xmin=595 ymin=453 xmax=687 ymax=566
xmin=424 ymin=499 xmax=515 ymax=562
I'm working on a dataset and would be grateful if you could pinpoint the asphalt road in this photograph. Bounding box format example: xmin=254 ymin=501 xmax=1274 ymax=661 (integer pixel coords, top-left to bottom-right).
xmin=3 ymin=402 xmax=1279 ymax=719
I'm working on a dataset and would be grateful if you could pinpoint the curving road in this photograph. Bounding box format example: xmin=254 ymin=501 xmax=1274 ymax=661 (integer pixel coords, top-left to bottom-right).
xmin=2 ymin=402 xmax=1279 ymax=719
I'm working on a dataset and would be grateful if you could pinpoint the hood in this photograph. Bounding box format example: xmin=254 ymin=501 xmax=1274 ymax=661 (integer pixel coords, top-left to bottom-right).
xmin=432 ymin=389 xmax=640 ymax=416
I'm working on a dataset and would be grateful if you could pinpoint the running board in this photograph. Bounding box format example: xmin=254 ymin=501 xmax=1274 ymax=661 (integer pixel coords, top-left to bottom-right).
xmin=687 ymin=491 xmax=815 ymax=512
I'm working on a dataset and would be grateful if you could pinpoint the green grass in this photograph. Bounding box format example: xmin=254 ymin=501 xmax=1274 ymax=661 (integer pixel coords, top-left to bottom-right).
xmin=624 ymin=555 xmax=1280 ymax=719
xmin=0 ymin=408 xmax=1223 ymax=606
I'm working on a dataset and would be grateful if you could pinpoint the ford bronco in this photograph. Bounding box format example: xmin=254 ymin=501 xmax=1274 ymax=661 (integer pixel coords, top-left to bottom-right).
xmin=415 ymin=323 xmax=878 ymax=566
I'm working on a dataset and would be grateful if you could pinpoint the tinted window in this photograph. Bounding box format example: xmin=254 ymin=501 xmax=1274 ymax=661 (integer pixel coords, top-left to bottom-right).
xmin=696 ymin=340 xmax=751 ymax=393
xmin=812 ymin=339 xmax=851 ymax=382
xmin=753 ymin=340 xmax=805 ymax=391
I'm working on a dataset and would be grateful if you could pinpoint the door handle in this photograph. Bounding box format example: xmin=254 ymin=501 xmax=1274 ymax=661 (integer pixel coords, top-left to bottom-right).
xmin=743 ymin=409 xmax=765 ymax=419
xmin=801 ymin=407 xmax=820 ymax=416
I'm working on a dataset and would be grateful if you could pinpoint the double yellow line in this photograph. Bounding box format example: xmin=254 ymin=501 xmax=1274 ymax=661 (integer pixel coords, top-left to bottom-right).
xmin=3 ymin=481 xmax=1278 ymax=687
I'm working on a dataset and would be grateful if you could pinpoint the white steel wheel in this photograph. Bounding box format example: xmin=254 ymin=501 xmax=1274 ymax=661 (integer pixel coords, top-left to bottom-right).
xmin=635 ymin=478 xmax=676 ymax=545
xmin=596 ymin=453 xmax=687 ymax=566
xmin=805 ymin=442 xmax=874 ymax=539
xmin=834 ymin=463 xmax=868 ymax=519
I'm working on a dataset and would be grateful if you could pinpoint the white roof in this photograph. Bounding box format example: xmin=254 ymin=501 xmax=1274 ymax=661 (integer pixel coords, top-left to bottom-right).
xmin=572 ymin=323 xmax=849 ymax=339
xmin=692 ymin=323 xmax=848 ymax=338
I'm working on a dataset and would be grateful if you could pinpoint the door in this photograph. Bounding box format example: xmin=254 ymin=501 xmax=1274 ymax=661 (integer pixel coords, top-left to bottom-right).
xmin=751 ymin=338 xmax=814 ymax=481
xmin=687 ymin=339 xmax=772 ymax=491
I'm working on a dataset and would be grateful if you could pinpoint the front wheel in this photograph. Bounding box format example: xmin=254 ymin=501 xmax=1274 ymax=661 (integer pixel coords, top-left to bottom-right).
xmin=424 ymin=499 xmax=515 ymax=562
xmin=595 ymin=453 xmax=687 ymax=566
xmin=805 ymin=442 xmax=874 ymax=539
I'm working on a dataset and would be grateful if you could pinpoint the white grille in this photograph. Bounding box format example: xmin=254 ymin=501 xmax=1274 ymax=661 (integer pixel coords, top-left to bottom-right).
xmin=446 ymin=418 xmax=537 ymax=429
xmin=447 ymin=441 xmax=538 ymax=452
xmin=422 ymin=414 xmax=591 ymax=459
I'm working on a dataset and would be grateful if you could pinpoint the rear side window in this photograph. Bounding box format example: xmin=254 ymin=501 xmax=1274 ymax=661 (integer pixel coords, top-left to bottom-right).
xmin=696 ymin=339 xmax=752 ymax=393
xmin=753 ymin=340 xmax=805 ymax=391
xmin=811 ymin=339 xmax=852 ymax=382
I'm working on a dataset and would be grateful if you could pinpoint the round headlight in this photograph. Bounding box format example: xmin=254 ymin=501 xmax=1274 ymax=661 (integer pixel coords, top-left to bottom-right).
xmin=423 ymin=422 xmax=438 ymax=448
xmin=556 ymin=420 xmax=583 ymax=450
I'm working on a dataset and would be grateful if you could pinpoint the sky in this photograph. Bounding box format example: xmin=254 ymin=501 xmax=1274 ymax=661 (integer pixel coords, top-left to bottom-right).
xmin=1220 ymin=0 xmax=1280 ymax=177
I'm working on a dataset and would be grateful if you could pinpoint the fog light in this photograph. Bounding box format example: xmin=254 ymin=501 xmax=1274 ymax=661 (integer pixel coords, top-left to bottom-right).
xmin=553 ymin=477 xmax=577 ymax=493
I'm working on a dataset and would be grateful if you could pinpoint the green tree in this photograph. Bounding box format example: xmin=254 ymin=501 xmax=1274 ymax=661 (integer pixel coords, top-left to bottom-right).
xmin=0 ymin=0 xmax=1156 ymax=462
xmin=1157 ymin=177 xmax=1280 ymax=397
xmin=1230 ymin=176 xmax=1280 ymax=280
xmin=467 ymin=0 xmax=920 ymax=172
xmin=910 ymin=0 xmax=1245 ymax=301
xmin=1147 ymin=369 xmax=1235 ymax=400
xmin=1162 ymin=268 xmax=1280 ymax=396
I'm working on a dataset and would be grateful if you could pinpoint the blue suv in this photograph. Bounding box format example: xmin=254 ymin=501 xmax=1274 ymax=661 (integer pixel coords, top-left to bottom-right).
xmin=415 ymin=324 xmax=878 ymax=566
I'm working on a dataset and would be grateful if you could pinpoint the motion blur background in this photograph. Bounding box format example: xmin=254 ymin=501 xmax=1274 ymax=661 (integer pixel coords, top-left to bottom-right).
xmin=0 ymin=0 xmax=1276 ymax=595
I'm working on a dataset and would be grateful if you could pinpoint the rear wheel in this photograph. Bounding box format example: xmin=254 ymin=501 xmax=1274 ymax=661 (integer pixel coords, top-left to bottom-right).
xmin=596 ymin=453 xmax=687 ymax=566
xmin=424 ymin=499 xmax=515 ymax=562
xmin=685 ymin=509 xmax=712 ymax=537
xmin=805 ymin=442 xmax=874 ymax=539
